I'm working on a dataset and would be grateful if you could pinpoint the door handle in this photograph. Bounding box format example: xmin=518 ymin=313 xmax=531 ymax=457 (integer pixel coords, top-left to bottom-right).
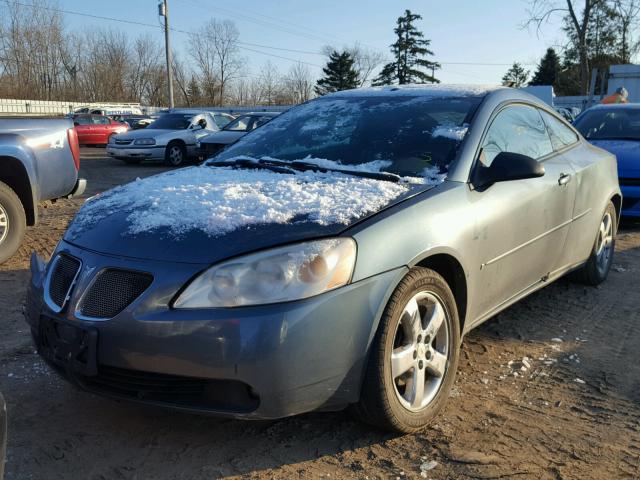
xmin=558 ymin=173 xmax=572 ymax=186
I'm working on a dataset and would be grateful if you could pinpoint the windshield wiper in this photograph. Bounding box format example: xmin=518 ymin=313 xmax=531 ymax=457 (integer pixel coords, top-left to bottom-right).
xmin=258 ymin=158 xmax=401 ymax=183
xmin=208 ymin=157 xmax=295 ymax=174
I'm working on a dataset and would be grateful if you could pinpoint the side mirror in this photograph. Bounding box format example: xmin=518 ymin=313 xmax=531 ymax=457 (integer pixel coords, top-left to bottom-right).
xmin=190 ymin=123 xmax=203 ymax=130
xmin=73 ymin=122 xmax=80 ymax=127
xmin=473 ymin=151 xmax=545 ymax=191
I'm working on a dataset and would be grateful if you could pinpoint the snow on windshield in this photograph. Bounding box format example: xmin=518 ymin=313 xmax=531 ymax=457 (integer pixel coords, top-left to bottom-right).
xmin=431 ymin=123 xmax=469 ymax=141
xmin=68 ymin=166 xmax=417 ymax=238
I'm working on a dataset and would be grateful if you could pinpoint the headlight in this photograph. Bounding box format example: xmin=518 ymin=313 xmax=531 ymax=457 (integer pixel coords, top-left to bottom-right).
xmin=134 ymin=138 xmax=156 ymax=145
xmin=173 ymin=238 xmax=357 ymax=308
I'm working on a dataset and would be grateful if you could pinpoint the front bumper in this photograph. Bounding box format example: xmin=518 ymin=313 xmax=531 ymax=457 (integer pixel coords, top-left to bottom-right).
xmin=106 ymin=145 xmax=165 ymax=161
xmin=25 ymin=242 xmax=405 ymax=419
xmin=621 ymin=184 xmax=640 ymax=217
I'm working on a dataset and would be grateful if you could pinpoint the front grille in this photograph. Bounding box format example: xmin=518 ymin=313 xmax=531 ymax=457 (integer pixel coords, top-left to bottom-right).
xmin=81 ymin=366 xmax=259 ymax=412
xmin=115 ymin=139 xmax=133 ymax=145
xmin=619 ymin=177 xmax=640 ymax=187
xmin=48 ymin=254 xmax=81 ymax=309
xmin=79 ymin=269 xmax=153 ymax=318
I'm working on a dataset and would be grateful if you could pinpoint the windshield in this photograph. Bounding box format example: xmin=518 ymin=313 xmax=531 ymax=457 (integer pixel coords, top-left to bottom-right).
xmin=148 ymin=113 xmax=193 ymax=130
xmin=214 ymin=95 xmax=482 ymax=177
xmin=223 ymin=115 xmax=252 ymax=132
xmin=574 ymin=108 xmax=640 ymax=141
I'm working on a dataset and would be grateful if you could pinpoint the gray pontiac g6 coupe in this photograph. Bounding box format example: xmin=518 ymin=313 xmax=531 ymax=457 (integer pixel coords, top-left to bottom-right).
xmin=25 ymin=85 xmax=620 ymax=432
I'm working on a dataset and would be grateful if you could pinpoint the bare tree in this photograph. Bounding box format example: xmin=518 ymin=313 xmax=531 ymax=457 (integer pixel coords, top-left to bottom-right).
xmin=190 ymin=19 xmax=243 ymax=106
xmin=259 ymin=61 xmax=283 ymax=105
xmin=612 ymin=0 xmax=640 ymax=62
xmin=526 ymin=0 xmax=604 ymax=94
xmin=347 ymin=43 xmax=386 ymax=86
xmin=284 ymin=62 xmax=314 ymax=103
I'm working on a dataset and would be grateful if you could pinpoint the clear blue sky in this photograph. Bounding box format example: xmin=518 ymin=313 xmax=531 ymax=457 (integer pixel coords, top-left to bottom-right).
xmin=55 ymin=0 xmax=565 ymax=84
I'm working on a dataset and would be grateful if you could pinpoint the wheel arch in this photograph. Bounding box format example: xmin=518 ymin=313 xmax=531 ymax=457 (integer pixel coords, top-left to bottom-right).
xmin=610 ymin=193 xmax=622 ymax=225
xmin=0 ymin=155 xmax=35 ymax=226
xmin=413 ymin=252 xmax=468 ymax=335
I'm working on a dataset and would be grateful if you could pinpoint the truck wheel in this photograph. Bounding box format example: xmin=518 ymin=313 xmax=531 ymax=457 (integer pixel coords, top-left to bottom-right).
xmin=164 ymin=142 xmax=186 ymax=167
xmin=0 ymin=181 xmax=27 ymax=264
xmin=353 ymin=267 xmax=460 ymax=433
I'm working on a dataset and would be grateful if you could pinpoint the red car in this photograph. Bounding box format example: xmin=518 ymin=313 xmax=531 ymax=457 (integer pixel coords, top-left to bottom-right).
xmin=72 ymin=114 xmax=129 ymax=145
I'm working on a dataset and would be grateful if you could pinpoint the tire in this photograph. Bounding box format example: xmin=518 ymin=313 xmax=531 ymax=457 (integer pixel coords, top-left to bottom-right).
xmin=164 ymin=142 xmax=186 ymax=167
xmin=572 ymin=201 xmax=617 ymax=286
xmin=354 ymin=267 xmax=461 ymax=433
xmin=0 ymin=181 xmax=27 ymax=264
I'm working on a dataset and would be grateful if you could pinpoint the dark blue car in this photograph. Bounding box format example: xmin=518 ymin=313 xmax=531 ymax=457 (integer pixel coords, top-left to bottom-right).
xmin=574 ymin=104 xmax=640 ymax=217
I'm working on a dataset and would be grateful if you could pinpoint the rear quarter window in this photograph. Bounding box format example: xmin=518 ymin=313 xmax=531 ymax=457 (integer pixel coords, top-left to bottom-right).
xmin=540 ymin=110 xmax=579 ymax=150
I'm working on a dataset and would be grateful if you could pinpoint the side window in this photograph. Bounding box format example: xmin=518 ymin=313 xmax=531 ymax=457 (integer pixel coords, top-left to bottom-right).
xmin=74 ymin=116 xmax=90 ymax=125
xmin=214 ymin=114 xmax=231 ymax=129
xmin=93 ymin=116 xmax=110 ymax=125
xmin=540 ymin=110 xmax=579 ymax=151
xmin=480 ymin=105 xmax=553 ymax=166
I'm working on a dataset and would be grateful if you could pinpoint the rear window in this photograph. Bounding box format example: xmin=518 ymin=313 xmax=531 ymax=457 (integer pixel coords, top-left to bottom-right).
xmin=215 ymin=95 xmax=482 ymax=177
xmin=148 ymin=114 xmax=192 ymax=130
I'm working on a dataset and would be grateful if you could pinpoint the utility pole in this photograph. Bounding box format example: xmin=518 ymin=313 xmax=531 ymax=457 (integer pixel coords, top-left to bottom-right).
xmin=159 ymin=0 xmax=175 ymax=108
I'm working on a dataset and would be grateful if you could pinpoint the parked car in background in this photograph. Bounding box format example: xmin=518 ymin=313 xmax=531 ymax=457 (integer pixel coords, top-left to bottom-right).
xmin=26 ymin=85 xmax=620 ymax=432
xmin=107 ymin=111 xmax=229 ymax=166
xmin=110 ymin=114 xmax=155 ymax=130
xmin=73 ymin=114 xmax=129 ymax=146
xmin=198 ymin=111 xmax=280 ymax=158
xmin=574 ymin=103 xmax=640 ymax=217
xmin=74 ymin=104 xmax=143 ymax=116
xmin=0 ymin=117 xmax=85 ymax=263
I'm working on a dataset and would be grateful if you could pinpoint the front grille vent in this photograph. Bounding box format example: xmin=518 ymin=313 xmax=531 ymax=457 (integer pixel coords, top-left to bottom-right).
xmin=79 ymin=269 xmax=153 ymax=319
xmin=115 ymin=139 xmax=133 ymax=145
xmin=619 ymin=177 xmax=640 ymax=187
xmin=48 ymin=254 xmax=81 ymax=310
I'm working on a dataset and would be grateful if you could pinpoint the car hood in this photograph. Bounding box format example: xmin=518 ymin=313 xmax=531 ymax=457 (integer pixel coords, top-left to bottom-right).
xmin=589 ymin=139 xmax=640 ymax=177
xmin=64 ymin=165 xmax=433 ymax=264
xmin=200 ymin=130 xmax=245 ymax=145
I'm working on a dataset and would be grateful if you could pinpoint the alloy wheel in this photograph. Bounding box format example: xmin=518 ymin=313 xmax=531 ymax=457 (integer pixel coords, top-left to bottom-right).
xmin=596 ymin=211 xmax=613 ymax=275
xmin=168 ymin=146 xmax=184 ymax=165
xmin=0 ymin=202 xmax=8 ymax=245
xmin=391 ymin=291 xmax=450 ymax=411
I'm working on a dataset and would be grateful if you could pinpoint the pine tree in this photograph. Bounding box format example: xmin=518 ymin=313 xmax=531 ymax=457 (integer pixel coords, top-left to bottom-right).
xmin=372 ymin=10 xmax=440 ymax=86
xmin=186 ymin=76 xmax=202 ymax=106
xmin=530 ymin=48 xmax=561 ymax=87
xmin=501 ymin=62 xmax=529 ymax=88
xmin=314 ymin=50 xmax=359 ymax=96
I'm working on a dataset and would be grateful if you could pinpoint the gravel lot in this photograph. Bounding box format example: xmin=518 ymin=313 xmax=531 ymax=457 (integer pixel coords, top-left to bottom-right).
xmin=0 ymin=148 xmax=639 ymax=479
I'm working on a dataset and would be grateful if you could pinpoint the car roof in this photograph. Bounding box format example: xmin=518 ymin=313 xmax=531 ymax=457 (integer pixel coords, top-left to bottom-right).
xmin=584 ymin=103 xmax=640 ymax=110
xmin=325 ymin=83 xmax=504 ymax=99
xmin=238 ymin=111 xmax=280 ymax=117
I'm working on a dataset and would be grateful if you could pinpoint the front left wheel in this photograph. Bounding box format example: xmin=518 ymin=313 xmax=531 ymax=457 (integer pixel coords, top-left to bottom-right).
xmin=0 ymin=181 xmax=26 ymax=264
xmin=164 ymin=142 xmax=187 ymax=167
xmin=354 ymin=267 xmax=460 ymax=433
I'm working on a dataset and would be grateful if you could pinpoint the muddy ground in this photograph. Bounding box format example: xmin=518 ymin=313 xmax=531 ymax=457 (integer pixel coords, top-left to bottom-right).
xmin=0 ymin=148 xmax=639 ymax=480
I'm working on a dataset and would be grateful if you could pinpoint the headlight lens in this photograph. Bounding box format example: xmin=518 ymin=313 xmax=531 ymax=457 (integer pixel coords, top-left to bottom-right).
xmin=134 ymin=138 xmax=156 ymax=145
xmin=173 ymin=238 xmax=357 ymax=308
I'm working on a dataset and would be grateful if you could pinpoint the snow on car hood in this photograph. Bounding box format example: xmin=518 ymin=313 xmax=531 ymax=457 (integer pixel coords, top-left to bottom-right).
xmin=64 ymin=162 xmax=437 ymax=263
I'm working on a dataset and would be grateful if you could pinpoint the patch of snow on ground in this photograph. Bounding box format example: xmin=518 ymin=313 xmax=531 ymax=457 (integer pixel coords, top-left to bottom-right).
xmin=431 ymin=123 xmax=469 ymax=141
xmin=70 ymin=166 xmax=412 ymax=237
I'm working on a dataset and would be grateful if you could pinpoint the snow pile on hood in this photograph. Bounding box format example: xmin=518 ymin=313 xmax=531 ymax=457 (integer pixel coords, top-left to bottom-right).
xmin=70 ymin=165 xmax=415 ymax=238
xmin=431 ymin=123 xmax=469 ymax=141
xmin=328 ymin=84 xmax=501 ymax=98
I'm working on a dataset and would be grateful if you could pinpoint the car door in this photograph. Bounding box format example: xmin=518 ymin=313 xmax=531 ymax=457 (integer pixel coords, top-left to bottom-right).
xmin=469 ymin=103 xmax=577 ymax=319
xmin=93 ymin=115 xmax=111 ymax=144
xmin=73 ymin=116 xmax=92 ymax=145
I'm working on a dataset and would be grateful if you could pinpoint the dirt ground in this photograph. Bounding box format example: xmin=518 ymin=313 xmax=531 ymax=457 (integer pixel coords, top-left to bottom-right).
xmin=0 ymin=148 xmax=639 ymax=480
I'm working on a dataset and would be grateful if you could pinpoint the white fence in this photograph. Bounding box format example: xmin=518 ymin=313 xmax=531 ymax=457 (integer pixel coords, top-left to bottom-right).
xmin=0 ymin=98 xmax=86 ymax=116
xmin=0 ymin=98 xmax=293 ymax=116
